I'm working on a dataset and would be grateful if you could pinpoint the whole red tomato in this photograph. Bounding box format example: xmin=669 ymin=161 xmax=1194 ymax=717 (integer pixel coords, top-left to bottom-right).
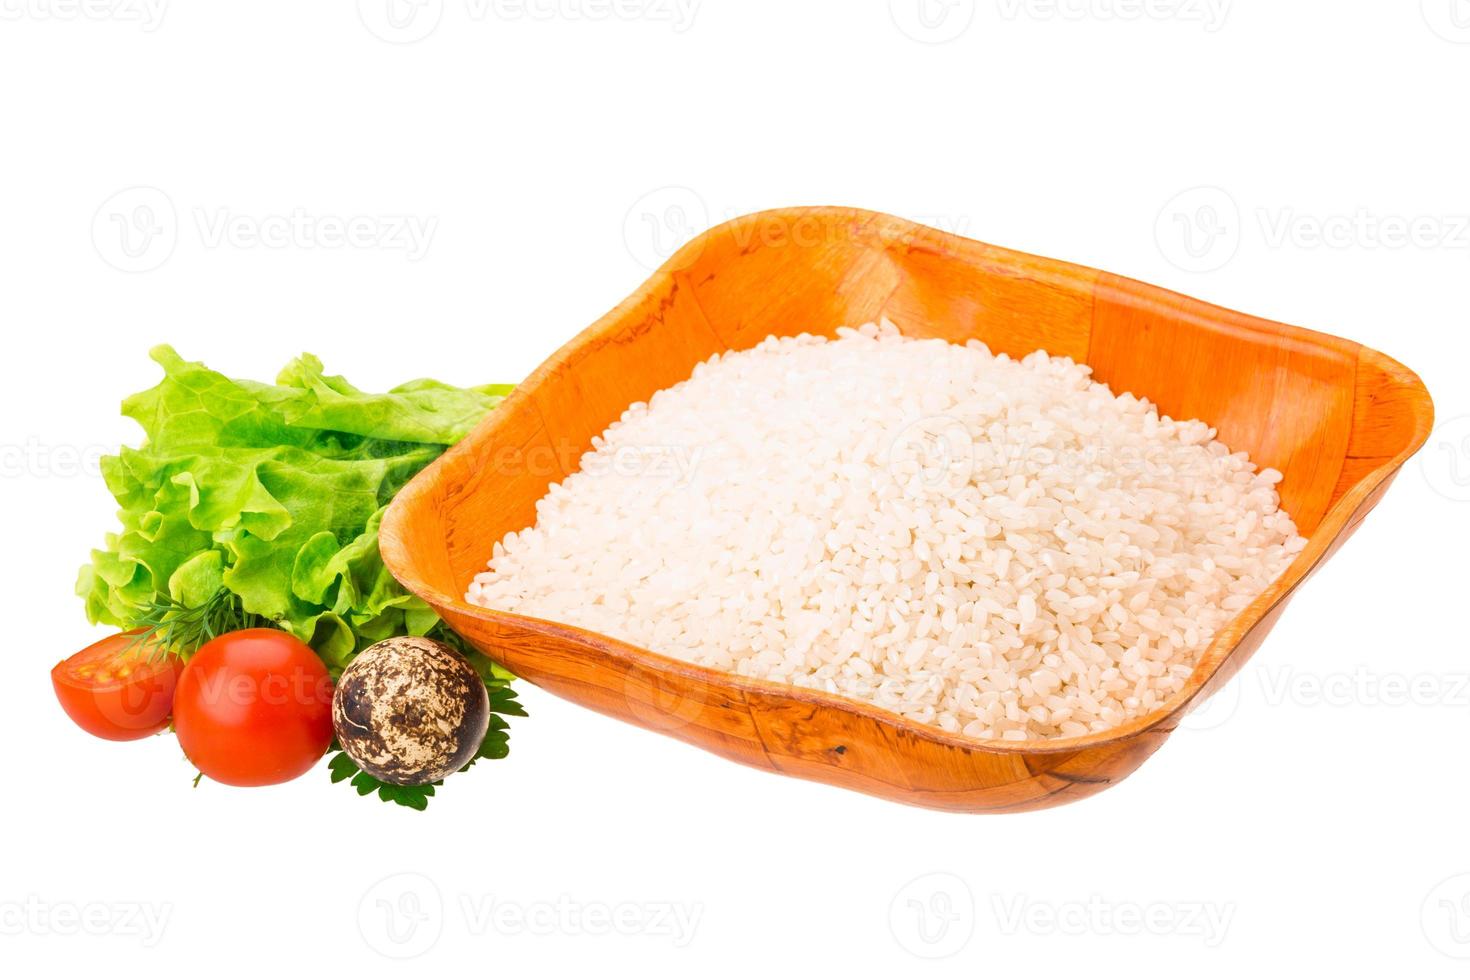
xmin=52 ymin=632 xmax=183 ymax=741
xmin=173 ymin=628 xmax=334 ymax=787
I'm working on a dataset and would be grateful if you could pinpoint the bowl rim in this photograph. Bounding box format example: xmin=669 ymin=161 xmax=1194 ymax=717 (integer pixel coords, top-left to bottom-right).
xmin=381 ymin=206 xmax=1435 ymax=757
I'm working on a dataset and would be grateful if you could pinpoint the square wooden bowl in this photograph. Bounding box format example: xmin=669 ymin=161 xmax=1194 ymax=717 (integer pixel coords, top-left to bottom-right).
xmin=380 ymin=208 xmax=1433 ymax=812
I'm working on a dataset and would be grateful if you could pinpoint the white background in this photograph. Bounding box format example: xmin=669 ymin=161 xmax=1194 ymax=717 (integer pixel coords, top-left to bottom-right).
xmin=2 ymin=1 xmax=1468 ymax=975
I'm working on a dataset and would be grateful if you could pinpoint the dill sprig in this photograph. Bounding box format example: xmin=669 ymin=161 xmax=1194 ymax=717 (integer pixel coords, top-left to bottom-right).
xmin=124 ymin=587 xmax=268 ymax=660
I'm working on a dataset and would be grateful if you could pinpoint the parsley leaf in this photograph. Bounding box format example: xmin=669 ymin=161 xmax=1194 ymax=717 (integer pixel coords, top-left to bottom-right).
xmin=328 ymin=673 xmax=522 ymax=811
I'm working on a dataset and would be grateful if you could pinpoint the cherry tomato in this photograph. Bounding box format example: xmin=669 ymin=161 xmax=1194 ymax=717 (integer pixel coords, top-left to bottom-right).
xmin=52 ymin=633 xmax=183 ymax=741
xmin=173 ymin=628 xmax=334 ymax=787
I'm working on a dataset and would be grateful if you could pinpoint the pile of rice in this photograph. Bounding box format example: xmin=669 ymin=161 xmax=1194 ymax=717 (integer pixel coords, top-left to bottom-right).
xmin=467 ymin=320 xmax=1306 ymax=741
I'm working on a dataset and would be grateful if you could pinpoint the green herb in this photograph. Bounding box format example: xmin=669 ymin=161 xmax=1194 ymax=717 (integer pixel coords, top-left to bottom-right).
xmin=123 ymin=587 xmax=267 ymax=660
xmin=80 ymin=346 xmax=523 ymax=807
xmin=326 ymin=676 xmax=524 ymax=810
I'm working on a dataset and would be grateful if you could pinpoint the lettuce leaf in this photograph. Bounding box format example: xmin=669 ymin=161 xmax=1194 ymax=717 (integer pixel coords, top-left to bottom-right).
xmin=78 ymin=345 xmax=511 ymax=667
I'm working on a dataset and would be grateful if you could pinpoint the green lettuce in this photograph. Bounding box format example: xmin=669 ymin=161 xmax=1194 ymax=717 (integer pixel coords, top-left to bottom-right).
xmin=78 ymin=346 xmax=511 ymax=667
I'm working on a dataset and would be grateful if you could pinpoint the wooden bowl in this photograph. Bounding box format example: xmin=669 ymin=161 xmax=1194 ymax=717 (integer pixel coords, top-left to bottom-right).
xmin=380 ymin=207 xmax=1432 ymax=813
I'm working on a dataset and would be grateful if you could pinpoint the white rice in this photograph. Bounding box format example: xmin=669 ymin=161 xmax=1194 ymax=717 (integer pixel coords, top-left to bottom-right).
xmin=467 ymin=319 xmax=1306 ymax=741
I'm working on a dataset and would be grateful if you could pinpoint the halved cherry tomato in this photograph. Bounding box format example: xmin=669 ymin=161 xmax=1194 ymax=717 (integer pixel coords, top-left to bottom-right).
xmin=172 ymin=628 xmax=334 ymax=787
xmin=52 ymin=633 xmax=183 ymax=741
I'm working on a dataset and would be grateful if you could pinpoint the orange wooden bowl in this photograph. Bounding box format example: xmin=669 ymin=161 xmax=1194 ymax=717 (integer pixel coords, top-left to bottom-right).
xmin=380 ymin=207 xmax=1433 ymax=813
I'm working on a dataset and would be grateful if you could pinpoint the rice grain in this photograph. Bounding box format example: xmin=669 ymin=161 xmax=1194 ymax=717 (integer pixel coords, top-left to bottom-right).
xmin=467 ymin=320 xmax=1306 ymax=741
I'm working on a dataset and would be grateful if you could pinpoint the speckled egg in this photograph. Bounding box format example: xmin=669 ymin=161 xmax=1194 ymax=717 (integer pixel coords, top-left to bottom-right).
xmin=332 ymin=637 xmax=489 ymax=786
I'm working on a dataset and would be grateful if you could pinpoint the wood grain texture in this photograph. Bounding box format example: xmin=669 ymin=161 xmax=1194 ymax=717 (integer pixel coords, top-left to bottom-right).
xmin=379 ymin=207 xmax=1434 ymax=813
